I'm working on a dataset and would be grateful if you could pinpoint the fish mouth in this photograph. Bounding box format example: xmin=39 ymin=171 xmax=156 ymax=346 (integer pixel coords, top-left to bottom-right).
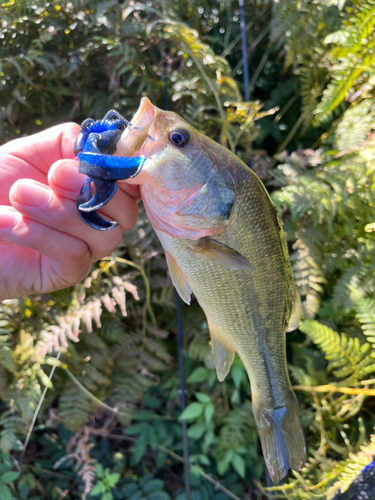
xmin=115 ymin=97 xmax=156 ymax=158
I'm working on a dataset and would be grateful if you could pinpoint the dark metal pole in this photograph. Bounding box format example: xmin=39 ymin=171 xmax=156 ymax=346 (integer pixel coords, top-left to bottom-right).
xmin=239 ymin=0 xmax=250 ymax=101
xmin=176 ymin=291 xmax=191 ymax=497
xmin=161 ymin=38 xmax=191 ymax=499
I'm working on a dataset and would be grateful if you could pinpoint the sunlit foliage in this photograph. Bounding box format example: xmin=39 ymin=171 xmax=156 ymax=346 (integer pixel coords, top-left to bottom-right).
xmin=1 ymin=0 xmax=375 ymax=499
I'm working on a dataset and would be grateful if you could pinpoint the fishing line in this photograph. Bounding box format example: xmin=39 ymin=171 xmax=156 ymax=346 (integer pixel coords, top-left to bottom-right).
xmin=161 ymin=37 xmax=191 ymax=499
xmin=20 ymin=347 xmax=62 ymax=460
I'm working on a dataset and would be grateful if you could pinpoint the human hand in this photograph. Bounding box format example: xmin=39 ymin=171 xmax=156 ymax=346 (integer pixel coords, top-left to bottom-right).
xmin=0 ymin=123 xmax=141 ymax=301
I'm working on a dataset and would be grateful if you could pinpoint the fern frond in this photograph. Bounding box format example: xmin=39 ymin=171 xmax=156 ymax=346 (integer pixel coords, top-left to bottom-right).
xmin=289 ymin=366 xmax=315 ymax=387
xmin=352 ymin=294 xmax=375 ymax=354
xmin=289 ymin=232 xmax=327 ymax=318
xmin=299 ymin=320 xmax=375 ymax=383
xmin=0 ymin=410 xmax=24 ymax=451
xmin=334 ymin=101 xmax=374 ymax=153
xmin=59 ymin=386 xmax=95 ymax=432
xmin=331 ymin=269 xmax=361 ymax=317
xmin=314 ymin=1 xmax=375 ymax=125
xmin=35 ymin=270 xmax=138 ymax=360
xmin=218 ymin=401 xmax=258 ymax=451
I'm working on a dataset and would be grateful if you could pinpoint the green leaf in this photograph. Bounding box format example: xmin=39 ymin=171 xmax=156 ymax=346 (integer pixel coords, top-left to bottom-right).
xmin=132 ymin=410 xmax=155 ymax=420
xmin=90 ymin=482 xmax=106 ymax=496
xmin=194 ymin=393 xmax=210 ymax=404
xmin=102 ymin=492 xmax=113 ymax=500
xmin=231 ymin=365 xmax=244 ymax=389
xmin=142 ymin=394 xmax=161 ymax=409
xmin=124 ymin=423 xmax=148 ymax=436
xmin=143 ymin=478 xmax=164 ymax=493
xmin=204 ymin=404 xmax=214 ymax=423
xmin=207 ymin=371 xmax=217 ymax=387
xmin=203 ymin=430 xmax=215 ymax=450
xmin=232 ymin=454 xmax=246 ymax=478
xmin=179 ymin=403 xmax=203 ymax=421
xmin=148 ymin=492 xmax=170 ymax=500
xmin=132 ymin=433 xmax=147 ymax=465
xmin=187 ymin=424 xmax=206 ymax=440
xmin=128 ymin=491 xmax=144 ymax=500
xmin=1 ymin=471 xmax=21 ymax=483
xmin=121 ymin=483 xmax=139 ymax=495
xmin=186 ymin=367 xmax=208 ymax=383
xmin=217 ymin=457 xmax=230 ymax=476
xmin=139 ymin=474 xmax=153 ymax=487
xmin=156 ymin=449 xmax=167 ymax=468
xmin=18 ymin=480 xmax=29 ymax=500
xmin=95 ymin=464 xmax=104 ymax=479
xmin=107 ymin=472 xmax=120 ymax=488
xmin=198 ymin=454 xmax=210 ymax=466
xmin=148 ymin=425 xmax=158 ymax=450
xmin=0 ymin=482 xmax=13 ymax=500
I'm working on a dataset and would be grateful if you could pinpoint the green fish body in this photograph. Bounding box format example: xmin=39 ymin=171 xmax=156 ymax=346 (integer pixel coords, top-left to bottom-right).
xmin=117 ymin=97 xmax=306 ymax=482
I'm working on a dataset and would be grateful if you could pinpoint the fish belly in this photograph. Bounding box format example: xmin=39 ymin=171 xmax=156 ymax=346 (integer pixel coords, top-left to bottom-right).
xmin=154 ymin=179 xmax=305 ymax=482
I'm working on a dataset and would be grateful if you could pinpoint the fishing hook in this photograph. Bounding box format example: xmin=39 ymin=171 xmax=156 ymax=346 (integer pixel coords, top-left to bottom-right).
xmin=74 ymin=110 xmax=144 ymax=231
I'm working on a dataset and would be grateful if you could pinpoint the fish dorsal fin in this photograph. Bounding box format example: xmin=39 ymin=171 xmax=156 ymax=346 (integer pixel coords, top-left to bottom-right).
xmin=208 ymin=322 xmax=235 ymax=381
xmin=190 ymin=238 xmax=255 ymax=272
xmin=165 ymin=251 xmax=191 ymax=305
xmin=287 ymin=287 xmax=301 ymax=332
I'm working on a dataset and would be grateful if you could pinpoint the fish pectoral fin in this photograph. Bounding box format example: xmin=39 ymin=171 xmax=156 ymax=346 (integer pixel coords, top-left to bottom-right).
xmin=209 ymin=323 xmax=235 ymax=382
xmin=176 ymin=180 xmax=235 ymax=222
xmin=190 ymin=238 xmax=255 ymax=272
xmin=165 ymin=251 xmax=191 ymax=305
xmin=287 ymin=287 xmax=301 ymax=332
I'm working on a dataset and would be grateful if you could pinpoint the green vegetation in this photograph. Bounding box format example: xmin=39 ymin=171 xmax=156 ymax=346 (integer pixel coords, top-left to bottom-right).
xmin=1 ymin=0 xmax=375 ymax=498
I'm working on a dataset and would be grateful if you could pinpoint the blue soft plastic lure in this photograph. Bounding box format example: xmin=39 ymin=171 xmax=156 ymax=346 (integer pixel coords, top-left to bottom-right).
xmin=74 ymin=110 xmax=144 ymax=231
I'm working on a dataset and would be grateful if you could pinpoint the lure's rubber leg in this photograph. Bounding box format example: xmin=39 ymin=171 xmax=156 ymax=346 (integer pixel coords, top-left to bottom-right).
xmin=73 ymin=118 xmax=95 ymax=155
xmin=103 ymin=110 xmax=129 ymax=128
xmin=76 ymin=179 xmax=117 ymax=231
xmin=78 ymin=178 xmax=117 ymax=212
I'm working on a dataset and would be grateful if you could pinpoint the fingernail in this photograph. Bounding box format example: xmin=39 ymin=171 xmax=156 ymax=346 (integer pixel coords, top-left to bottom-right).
xmin=12 ymin=181 xmax=52 ymax=208
xmin=53 ymin=162 xmax=84 ymax=193
xmin=0 ymin=207 xmax=20 ymax=229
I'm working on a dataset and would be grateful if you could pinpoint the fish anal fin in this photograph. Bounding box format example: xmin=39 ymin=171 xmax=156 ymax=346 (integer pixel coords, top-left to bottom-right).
xmin=208 ymin=322 xmax=235 ymax=382
xmin=190 ymin=238 xmax=255 ymax=272
xmin=165 ymin=251 xmax=191 ymax=305
xmin=253 ymin=399 xmax=306 ymax=484
xmin=287 ymin=287 xmax=301 ymax=332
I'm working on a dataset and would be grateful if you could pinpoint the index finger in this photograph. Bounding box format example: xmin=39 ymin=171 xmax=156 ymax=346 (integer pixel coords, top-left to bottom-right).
xmin=0 ymin=122 xmax=80 ymax=175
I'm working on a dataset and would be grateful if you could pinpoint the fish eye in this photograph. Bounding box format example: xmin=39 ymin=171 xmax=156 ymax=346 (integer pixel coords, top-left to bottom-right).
xmin=168 ymin=129 xmax=190 ymax=148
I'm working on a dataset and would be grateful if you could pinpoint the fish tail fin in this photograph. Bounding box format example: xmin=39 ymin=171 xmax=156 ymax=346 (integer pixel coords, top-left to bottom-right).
xmin=252 ymin=397 xmax=306 ymax=484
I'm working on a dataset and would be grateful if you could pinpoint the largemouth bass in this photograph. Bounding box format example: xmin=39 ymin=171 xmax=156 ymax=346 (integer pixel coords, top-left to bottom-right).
xmin=116 ymin=97 xmax=306 ymax=483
